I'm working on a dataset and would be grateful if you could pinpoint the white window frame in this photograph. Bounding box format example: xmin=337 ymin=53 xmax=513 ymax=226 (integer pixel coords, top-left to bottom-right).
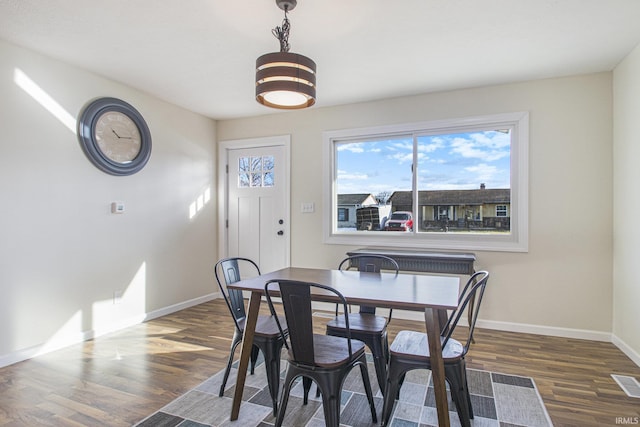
xmin=496 ymin=205 xmax=508 ymax=217
xmin=322 ymin=112 xmax=529 ymax=252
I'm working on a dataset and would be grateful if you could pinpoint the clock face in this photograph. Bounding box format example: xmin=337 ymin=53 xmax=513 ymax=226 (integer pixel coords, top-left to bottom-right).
xmin=77 ymin=97 xmax=152 ymax=176
xmin=94 ymin=111 xmax=142 ymax=163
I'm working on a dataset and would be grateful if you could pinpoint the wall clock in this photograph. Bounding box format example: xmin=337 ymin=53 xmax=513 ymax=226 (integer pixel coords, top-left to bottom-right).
xmin=77 ymin=97 xmax=152 ymax=176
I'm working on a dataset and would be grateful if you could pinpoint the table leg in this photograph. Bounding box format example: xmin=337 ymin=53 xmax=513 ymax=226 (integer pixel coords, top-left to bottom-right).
xmin=425 ymin=307 xmax=450 ymax=427
xmin=230 ymin=291 xmax=262 ymax=421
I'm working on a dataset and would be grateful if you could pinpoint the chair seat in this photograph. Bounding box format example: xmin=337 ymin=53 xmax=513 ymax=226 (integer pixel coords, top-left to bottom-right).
xmin=286 ymin=334 xmax=366 ymax=369
xmin=238 ymin=314 xmax=287 ymax=338
xmin=326 ymin=313 xmax=387 ymax=333
xmin=390 ymin=330 xmax=464 ymax=362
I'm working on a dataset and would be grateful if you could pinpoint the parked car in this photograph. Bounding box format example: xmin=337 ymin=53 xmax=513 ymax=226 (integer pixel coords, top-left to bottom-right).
xmin=384 ymin=211 xmax=413 ymax=231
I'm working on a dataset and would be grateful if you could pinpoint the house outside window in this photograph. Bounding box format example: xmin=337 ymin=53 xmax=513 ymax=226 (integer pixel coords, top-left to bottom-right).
xmin=336 ymin=193 xmax=379 ymax=229
xmin=322 ymin=112 xmax=529 ymax=252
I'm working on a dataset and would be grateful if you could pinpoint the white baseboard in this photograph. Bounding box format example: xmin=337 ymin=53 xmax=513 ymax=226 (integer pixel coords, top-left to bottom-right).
xmin=388 ymin=309 xmax=612 ymax=341
xmin=390 ymin=310 xmax=640 ymax=367
xmin=0 ymin=292 xmax=220 ymax=369
xmin=312 ymin=304 xmax=610 ymax=342
xmin=142 ymin=292 xmax=219 ymax=322
xmin=4 ymin=295 xmax=637 ymax=370
xmin=612 ymin=334 xmax=640 ymax=368
xmin=475 ymin=319 xmax=612 ymax=342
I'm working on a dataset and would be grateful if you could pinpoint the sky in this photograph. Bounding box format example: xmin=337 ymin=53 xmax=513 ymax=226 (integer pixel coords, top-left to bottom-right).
xmin=336 ymin=129 xmax=511 ymax=197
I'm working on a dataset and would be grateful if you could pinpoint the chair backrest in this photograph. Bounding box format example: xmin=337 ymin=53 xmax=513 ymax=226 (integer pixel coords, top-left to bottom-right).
xmin=441 ymin=270 xmax=489 ymax=357
xmin=265 ymin=279 xmax=353 ymax=366
xmin=338 ymin=254 xmax=400 ymax=315
xmin=338 ymin=254 xmax=400 ymax=274
xmin=214 ymin=257 xmax=261 ymax=331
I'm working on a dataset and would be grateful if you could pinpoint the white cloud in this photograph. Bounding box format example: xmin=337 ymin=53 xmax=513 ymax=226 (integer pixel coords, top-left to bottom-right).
xmin=450 ymin=135 xmax=509 ymax=162
xmin=337 ymin=142 xmax=365 ymax=153
xmin=418 ymin=138 xmax=444 ymax=153
xmin=337 ymin=169 xmax=369 ymax=180
xmin=465 ymin=163 xmax=498 ymax=180
xmin=389 ymin=152 xmax=413 ymax=163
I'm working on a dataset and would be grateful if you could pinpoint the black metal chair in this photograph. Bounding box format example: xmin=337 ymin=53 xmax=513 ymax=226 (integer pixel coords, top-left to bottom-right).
xmin=325 ymin=254 xmax=400 ymax=394
xmin=380 ymin=270 xmax=490 ymax=427
xmin=214 ymin=257 xmax=287 ymax=416
xmin=264 ymin=279 xmax=378 ymax=427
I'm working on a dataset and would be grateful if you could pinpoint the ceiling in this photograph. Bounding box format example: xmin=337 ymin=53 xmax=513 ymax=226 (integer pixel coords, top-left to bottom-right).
xmin=2 ymin=0 xmax=640 ymax=120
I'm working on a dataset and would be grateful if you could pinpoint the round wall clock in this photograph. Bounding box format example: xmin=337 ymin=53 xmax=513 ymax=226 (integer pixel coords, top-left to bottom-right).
xmin=77 ymin=97 xmax=152 ymax=176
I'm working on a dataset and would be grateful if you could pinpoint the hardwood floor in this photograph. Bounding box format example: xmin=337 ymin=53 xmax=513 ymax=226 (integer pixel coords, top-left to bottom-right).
xmin=0 ymin=299 xmax=638 ymax=426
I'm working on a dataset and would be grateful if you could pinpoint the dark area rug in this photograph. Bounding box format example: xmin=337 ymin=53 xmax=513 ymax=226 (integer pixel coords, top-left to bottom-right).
xmin=134 ymin=354 xmax=552 ymax=426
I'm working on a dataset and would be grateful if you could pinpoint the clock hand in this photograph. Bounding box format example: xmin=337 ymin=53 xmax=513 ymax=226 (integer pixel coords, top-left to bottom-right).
xmin=111 ymin=129 xmax=122 ymax=139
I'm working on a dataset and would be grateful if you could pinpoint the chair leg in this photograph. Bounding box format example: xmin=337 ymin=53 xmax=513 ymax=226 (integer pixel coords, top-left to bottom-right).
xmin=463 ymin=365 xmax=474 ymax=419
xmin=381 ymin=363 xmax=404 ymax=427
xmin=261 ymin=340 xmax=284 ymax=416
xmin=445 ymin=363 xmax=472 ymax=427
xmin=315 ymin=375 xmax=342 ymax=427
xmin=219 ymin=334 xmax=242 ymax=397
xmin=358 ymin=358 xmax=378 ymax=423
xmin=370 ymin=335 xmax=388 ymax=394
xmin=302 ymin=377 xmax=313 ymax=404
xmin=396 ymin=372 xmax=406 ymax=399
xmin=250 ymin=345 xmax=259 ymax=375
xmin=383 ymin=330 xmax=390 ymax=361
xmin=274 ymin=369 xmax=296 ymax=427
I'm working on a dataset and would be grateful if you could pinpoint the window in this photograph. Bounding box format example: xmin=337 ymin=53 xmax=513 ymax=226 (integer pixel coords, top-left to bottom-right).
xmin=238 ymin=155 xmax=274 ymax=188
xmin=337 ymin=208 xmax=349 ymax=222
xmin=322 ymin=112 xmax=529 ymax=252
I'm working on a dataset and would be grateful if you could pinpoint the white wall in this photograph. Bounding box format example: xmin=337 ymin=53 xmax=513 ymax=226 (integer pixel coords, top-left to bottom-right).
xmin=613 ymin=42 xmax=640 ymax=365
xmin=218 ymin=73 xmax=614 ymax=341
xmin=4 ymin=37 xmax=636 ymax=368
xmin=0 ymin=40 xmax=218 ymax=366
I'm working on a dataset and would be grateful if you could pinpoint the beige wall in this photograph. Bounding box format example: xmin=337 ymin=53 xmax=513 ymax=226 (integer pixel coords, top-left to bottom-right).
xmin=3 ymin=37 xmax=635 ymax=367
xmin=0 ymin=40 xmax=217 ymax=365
xmin=219 ymin=73 xmax=614 ymax=340
xmin=613 ymin=42 xmax=640 ymax=363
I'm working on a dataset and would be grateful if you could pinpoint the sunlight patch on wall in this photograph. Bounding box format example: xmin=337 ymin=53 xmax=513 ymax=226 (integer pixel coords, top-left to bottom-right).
xmin=123 ymin=261 xmax=148 ymax=313
xmin=189 ymin=187 xmax=211 ymax=220
xmin=90 ymin=262 xmax=147 ymax=334
xmin=14 ymin=68 xmax=76 ymax=133
xmin=35 ymin=310 xmax=84 ymax=357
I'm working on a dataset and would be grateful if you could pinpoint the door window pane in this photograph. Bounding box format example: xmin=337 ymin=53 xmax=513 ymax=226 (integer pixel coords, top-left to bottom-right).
xmin=238 ymin=155 xmax=275 ymax=188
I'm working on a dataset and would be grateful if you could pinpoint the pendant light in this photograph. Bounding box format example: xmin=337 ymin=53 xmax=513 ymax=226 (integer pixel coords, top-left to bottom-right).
xmin=255 ymin=0 xmax=316 ymax=109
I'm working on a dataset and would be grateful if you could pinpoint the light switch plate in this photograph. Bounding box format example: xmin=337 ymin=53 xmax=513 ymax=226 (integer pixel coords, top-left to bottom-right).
xmin=301 ymin=202 xmax=315 ymax=213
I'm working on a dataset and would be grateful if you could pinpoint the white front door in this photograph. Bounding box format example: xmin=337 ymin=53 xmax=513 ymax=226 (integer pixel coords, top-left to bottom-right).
xmin=219 ymin=136 xmax=290 ymax=274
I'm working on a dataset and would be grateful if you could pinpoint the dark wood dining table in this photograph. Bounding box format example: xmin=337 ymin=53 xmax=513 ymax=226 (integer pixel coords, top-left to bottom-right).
xmin=226 ymin=266 xmax=460 ymax=427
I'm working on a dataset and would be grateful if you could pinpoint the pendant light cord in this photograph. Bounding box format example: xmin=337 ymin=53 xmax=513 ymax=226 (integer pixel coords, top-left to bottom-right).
xmin=272 ymin=7 xmax=291 ymax=53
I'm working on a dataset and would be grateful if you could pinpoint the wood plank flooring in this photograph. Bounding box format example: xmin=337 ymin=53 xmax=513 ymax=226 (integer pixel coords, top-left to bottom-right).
xmin=0 ymin=299 xmax=638 ymax=426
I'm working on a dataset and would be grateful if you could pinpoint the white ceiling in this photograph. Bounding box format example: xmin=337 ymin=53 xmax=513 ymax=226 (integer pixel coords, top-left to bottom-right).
xmin=2 ymin=0 xmax=640 ymax=120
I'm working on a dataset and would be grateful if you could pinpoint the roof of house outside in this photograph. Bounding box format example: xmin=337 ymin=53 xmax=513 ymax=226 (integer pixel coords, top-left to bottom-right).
xmin=389 ymin=189 xmax=510 ymax=206
xmin=337 ymin=193 xmax=377 ymax=206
